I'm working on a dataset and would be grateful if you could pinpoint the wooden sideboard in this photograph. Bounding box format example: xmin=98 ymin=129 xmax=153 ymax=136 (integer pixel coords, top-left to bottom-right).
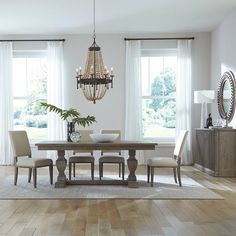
xmin=194 ymin=128 xmax=236 ymax=177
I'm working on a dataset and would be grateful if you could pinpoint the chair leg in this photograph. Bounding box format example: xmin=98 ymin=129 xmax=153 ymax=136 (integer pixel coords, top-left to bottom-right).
xmin=99 ymin=163 xmax=101 ymax=180
xmin=173 ymin=168 xmax=177 ymax=184
xmin=14 ymin=167 xmax=18 ymax=185
xmin=33 ymin=168 xmax=37 ymax=188
xmin=91 ymin=162 xmax=94 ymax=180
xmin=147 ymin=165 xmax=150 ymax=183
xmin=122 ymin=163 xmax=125 ymax=180
xmin=49 ymin=165 xmax=53 ymax=185
xmin=28 ymin=168 xmax=32 ymax=183
xmin=119 ymin=163 xmax=121 ymax=177
xmin=151 ymin=167 xmax=154 ymax=187
xmin=69 ymin=162 xmax=72 ymax=180
xmin=101 ymin=164 xmax=103 ymax=178
xmin=99 ymin=163 xmax=103 ymax=180
xmin=177 ymin=166 xmax=182 ymax=187
xmin=73 ymin=163 xmax=76 ymax=177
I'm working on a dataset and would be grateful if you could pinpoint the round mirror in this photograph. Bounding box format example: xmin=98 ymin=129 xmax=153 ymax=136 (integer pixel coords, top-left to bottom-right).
xmin=217 ymin=71 xmax=236 ymax=126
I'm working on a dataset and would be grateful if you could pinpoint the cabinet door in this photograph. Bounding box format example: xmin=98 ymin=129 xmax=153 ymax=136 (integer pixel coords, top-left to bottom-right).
xmin=195 ymin=130 xmax=215 ymax=171
xmin=215 ymin=130 xmax=236 ymax=176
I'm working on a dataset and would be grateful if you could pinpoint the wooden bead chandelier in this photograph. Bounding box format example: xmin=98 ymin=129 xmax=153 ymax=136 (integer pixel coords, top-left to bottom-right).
xmin=76 ymin=0 xmax=114 ymax=104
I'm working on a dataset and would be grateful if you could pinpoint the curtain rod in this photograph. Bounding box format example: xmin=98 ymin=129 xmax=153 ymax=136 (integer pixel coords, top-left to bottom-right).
xmin=0 ymin=39 xmax=65 ymax=42
xmin=124 ymin=37 xmax=194 ymax=41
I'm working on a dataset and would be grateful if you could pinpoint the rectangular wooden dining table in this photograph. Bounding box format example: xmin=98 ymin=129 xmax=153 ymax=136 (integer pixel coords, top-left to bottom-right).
xmin=35 ymin=140 xmax=157 ymax=188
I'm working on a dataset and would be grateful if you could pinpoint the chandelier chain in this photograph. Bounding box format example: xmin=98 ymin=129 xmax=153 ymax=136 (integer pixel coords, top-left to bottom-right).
xmin=93 ymin=0 xmax=96 ymax=40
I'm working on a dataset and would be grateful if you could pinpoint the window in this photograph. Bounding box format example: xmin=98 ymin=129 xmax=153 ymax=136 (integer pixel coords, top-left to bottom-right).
xmin=13 ymin=52 xmax=48 ymax=142
xmin=141 ymin=49 xmax=177 ymax=142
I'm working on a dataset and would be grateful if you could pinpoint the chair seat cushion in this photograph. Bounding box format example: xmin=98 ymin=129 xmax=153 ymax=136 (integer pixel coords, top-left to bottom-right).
xmin=147 ymin=157 xmax=178 ymax=167
xmin=99 ymin=155 xmax=125 ymax=163
xmin=69 ymin=155 xmax=94 ymax=163
xmin=17 ymin=158 xmax=53 ymax=168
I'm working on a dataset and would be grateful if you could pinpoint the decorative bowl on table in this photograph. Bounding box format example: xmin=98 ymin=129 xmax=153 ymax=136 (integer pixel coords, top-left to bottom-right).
xmin=89 ymin=133 xmax=119 ymax=143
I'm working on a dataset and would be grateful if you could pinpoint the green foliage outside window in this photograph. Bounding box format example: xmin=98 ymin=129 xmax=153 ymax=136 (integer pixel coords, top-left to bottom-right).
xmin=151 ymin=68 xmax=176 ymax=128
xmin=142 ymin=67 xmax=176 ymax=137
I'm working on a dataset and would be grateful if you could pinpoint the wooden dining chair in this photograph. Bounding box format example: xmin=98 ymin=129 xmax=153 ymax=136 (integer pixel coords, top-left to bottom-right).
xmin=68 ymin=130 xmax=95 ymax=180
xmin=9 ymin=130 xmax=53 ymax=188
xmin=99 ymin=129 xmax=125 ymax=180
xmin=147 ymin=130 xmax=188 ymax=187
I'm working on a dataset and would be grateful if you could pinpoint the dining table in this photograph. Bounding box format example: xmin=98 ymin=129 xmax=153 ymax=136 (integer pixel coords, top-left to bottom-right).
xmin=35 ymin=140 xmax=157 ymax=188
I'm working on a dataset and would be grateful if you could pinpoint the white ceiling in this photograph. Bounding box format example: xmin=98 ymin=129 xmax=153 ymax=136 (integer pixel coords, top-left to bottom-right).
xmin=0 ymin=0 xmax=236 ymax=34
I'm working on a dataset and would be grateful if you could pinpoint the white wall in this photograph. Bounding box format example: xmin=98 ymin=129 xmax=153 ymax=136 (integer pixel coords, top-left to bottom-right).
xmin=190 ymin=33 xmax=211 ymax=162
xmin=211 ymin=10 xmax=236 ymax=127
xmin=63 ymin=33 xmax=211 ymax=134
xmin=1 ymin=32 xmax=211 ymax=162
xmin=63 ymin=34 xmax=125 ymax=134
xmin=63 ymin=33 xmax=211 ymax=161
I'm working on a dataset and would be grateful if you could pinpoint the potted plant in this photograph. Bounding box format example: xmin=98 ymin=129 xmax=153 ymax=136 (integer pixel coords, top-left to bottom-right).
xmin=40 ymin=102 xmax=96 ymax=142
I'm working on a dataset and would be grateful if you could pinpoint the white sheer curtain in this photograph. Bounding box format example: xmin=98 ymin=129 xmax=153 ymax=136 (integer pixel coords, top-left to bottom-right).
xmin=125 ymin=40 xmax=145 ymax=163
xmin=176 ymin=40 xmax=192 ymax=165
xmin=0 ymin=42 xmax=13 ymax=165
xmin=47 ymin=42 xmax=66 ymax=145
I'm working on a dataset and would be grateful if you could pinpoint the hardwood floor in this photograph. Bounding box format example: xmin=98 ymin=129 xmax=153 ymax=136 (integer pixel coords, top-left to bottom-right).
xmin=0 ymin=165 xmax=236 ymax=236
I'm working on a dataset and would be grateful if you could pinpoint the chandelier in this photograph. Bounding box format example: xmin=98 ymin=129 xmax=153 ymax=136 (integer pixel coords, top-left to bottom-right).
xmin=76 ymin=0 xmax=114 ymax=104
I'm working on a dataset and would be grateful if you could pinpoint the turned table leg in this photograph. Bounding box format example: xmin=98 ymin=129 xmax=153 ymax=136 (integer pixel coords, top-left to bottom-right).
xmin=55 ymin=150 xmax=67 ymax=188
xmin=127 ymin=149 xmax=138 ymax=188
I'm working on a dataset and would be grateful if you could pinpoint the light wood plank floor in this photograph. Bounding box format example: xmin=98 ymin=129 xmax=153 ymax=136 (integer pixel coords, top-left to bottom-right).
xmin=0 ymin=165 xmax=236 ymax=236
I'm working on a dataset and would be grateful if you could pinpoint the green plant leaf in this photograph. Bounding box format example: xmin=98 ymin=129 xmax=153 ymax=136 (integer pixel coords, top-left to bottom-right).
xmin=40 ymin=102 xmax=96 ymax=127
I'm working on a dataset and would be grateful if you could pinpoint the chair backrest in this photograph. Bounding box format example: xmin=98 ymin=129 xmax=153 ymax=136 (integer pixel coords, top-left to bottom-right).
xmin=79 ymin=130 xmax=93 ymax=141
xmin=101 ymin=129 xmax=121 ymax=155
xmin=73 ymin=130 xmax=93 ymax=155
xmin=174 ymin=130 xmax=189 ymax=159
xmin=9 ymin=130 xmax=31 ymax=159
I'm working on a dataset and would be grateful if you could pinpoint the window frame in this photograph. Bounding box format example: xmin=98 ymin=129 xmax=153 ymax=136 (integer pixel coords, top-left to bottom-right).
xmin=12 ymin=50 xmax=48 ymax=142
xmin=141 ymin=48 xmax=177 ymax=143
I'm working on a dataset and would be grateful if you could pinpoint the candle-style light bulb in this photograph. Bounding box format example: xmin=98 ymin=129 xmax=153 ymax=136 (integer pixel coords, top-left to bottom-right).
xmin=76 ymin=68 xmax=79 ymax=76
xmin=110 ymin=67 xmax=113 ymax=75
xmin=90 ymin=65 xmax=94 ymax=76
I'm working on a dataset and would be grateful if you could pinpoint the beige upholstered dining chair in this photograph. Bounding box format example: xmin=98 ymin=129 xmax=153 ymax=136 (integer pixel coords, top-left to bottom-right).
xmin=147 ymin=130 xmax=188 ymax=187
xmin=68 ymin=130 xmax=95 ymax=180
xmin=99 ymin=129 xmax=125 ymax=180
xmin=9 ymin=130 xmax=53 ymax=188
